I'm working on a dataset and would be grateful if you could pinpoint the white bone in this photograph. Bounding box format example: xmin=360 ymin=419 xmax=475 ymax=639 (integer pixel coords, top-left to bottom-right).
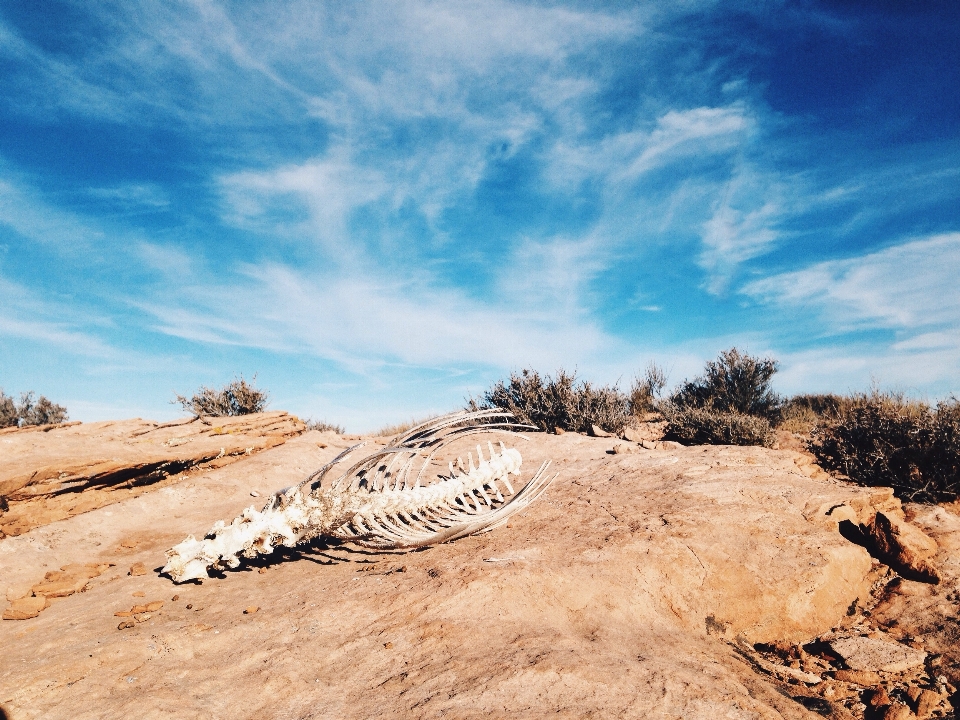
xmin=162 ymin=410 xmax=555 ymax=583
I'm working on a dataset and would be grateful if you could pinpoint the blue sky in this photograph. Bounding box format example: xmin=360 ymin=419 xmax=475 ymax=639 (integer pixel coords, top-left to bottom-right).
xmin=1 ymin=1 xmax=958 ymax=430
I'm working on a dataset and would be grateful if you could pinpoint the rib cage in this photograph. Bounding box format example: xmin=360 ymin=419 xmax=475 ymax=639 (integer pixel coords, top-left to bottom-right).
xmin=162 ymin=409 xmax=555 ymax=583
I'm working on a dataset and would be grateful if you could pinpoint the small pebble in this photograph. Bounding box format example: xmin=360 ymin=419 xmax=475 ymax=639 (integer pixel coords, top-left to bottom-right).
xmin=118 ymin=620 xmax=135 ymax=630
xmin=383 ymin=642 xmax=393 ymax=649
xmin=132 ymin=591 xmax=145 ymax=597
xmin=244 ymin=606 xmax=259 ymax=614
xmin=398 ymin=566 xmax=407 ymax=573
xmin=171 ymin=594 xmax=179 ymax=602
xmin=186 ymin=604 xmax=193 ymax=609
xmin=135 ymin=613 xmax=151 ymax=623
xmin=128 ymin=562 xmax=147 ymax=577
xmin=250 ymin=491 xmax=260 ymax=497
xmin=258 ymin=568 xmax=267 ymax=574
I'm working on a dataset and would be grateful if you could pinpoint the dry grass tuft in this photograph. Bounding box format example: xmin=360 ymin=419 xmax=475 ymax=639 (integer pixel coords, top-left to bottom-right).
xmin=374 ymin=415 xmax=440 ymax=438
xmin=304 ymin=419 xmax=344 ymax=434
xmin=174 ymin=375 xmax=268 ymax=417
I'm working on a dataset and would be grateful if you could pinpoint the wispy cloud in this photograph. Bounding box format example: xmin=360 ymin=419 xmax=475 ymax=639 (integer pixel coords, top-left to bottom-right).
xmin=140 ymin=260 xmax=616 ymax=373
xmin=0 ymin=274 xmax=116 ymax=358
xmin=743 ymin=233 xmax=960 ymax=330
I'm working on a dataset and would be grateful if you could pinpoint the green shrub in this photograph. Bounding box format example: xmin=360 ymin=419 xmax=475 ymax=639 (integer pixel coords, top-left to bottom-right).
xmin=670 ymin=348 xmax=782 ymax=421
xmin=0 ymin=389 xmax=68 ymax=428
xmin=809 ymin=391 xmax=960 ymax=502
xmin=628 ymin=363 xmax=667 ymax=416
xmin=662 ymin=405 xmax=776 ymax=447
xmin=174 ymin=375 xmax=269 ymax=417
xmin=468 ymin=368 xmax=630 ymax=434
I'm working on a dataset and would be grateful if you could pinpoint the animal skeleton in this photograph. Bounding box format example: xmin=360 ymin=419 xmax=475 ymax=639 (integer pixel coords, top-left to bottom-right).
xmin=162 ymin=409 xmax=555 ymax=583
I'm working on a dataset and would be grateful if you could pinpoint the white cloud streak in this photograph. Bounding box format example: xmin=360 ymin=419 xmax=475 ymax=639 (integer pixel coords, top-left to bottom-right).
xmin=744 ymin=233 xmax=960 ymax=330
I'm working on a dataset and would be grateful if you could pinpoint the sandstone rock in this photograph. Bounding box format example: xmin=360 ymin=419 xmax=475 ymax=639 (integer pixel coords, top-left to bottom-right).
xmin=830 ymin=636 xmax=927 ymax=673
xmin=866 ymin=512 xmax=940 ymax=583
xmin=590 ymin=424 xmax=612 ymax=437
xmin=117 ymin=620 xmax=135 ymax=630
xmin=881 ymin=703 xmax=914 ymax=720
xmin=834 ymin=669 xmax=882 ymax=686
xmin=914 ymin=689 xmax=943 ymax=718
xmin=622 ymin=426 xmax=644 ymax=442
xmin=128 ymin=563 xmax=147 ymax=577
xmin=2 ymin=595 xmax=48 ymax=620
xmin=867 ymin=685 xmax=892 ymax=707
xmin=243 ymin=606 xmax=259 ymax=614
xmin=31 ymin=563 xmax=112 ymax=598
xmin=612 ymin=442 xmax=638 ymax=455
xmin=0 ymin=430 xmax=926 ymax=718
xmin=145 ymin=601 xmax=163 ymax=612
xmin=132 ymin=591 xmax=145 ymax=597
xmin=0 ymin=412 xmax=305 ymax=536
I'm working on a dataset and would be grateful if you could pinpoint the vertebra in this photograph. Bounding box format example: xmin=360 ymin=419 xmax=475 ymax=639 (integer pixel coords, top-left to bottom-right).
xmin=163 ymin=409 xmax=554 ymax=583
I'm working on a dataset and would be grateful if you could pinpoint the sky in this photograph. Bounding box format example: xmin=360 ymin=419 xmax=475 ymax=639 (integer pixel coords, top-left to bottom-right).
xmin=1 ymin=0 xmax=959 ymax=431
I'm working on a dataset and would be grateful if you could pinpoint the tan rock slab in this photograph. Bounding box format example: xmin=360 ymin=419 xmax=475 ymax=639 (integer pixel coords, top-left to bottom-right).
xmin=0 ymin=411 xmax=305 ymax=536
xmin=31 ymin=563 xmax=113 ymax=598
xmin=834 ymin=669 xmax=882 ymax=686
xmin=830 ymin=636 xmax=927 ymax=673
xmin=2 ymin=595 xmax=48 ymax=620
xmin=867 ymin=512 xmax=940 ymax=583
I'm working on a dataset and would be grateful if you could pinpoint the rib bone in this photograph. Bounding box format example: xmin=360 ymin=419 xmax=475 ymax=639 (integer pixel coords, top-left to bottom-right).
xmin=162 ymin=409 xmax=555 ymax=583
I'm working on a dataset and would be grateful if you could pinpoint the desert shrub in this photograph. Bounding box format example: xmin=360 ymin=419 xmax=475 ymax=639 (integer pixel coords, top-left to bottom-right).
xmin=809 ymin=391 xmax=960 ymax=502
xmin=670 ymin=348 xmax=782 ymax=422
xmin=661 ymin=404 xmax=776 ymax=447
xmin=629 ymin=363 xmax=667 ymax=416
xmin=0 ymin=389 xmax=17 ymax=428
xmin=17 ymin=392 xmax=69 ymax=426
xmin=468 ymin=368 xmax=630 ymax=434
xmin=0 ymin=389 xmax=68 ymax=428
xmin=174 ymin=375 xmax=269 ymax=417
xmin=778 ymin=394 xmax=851 ymax=434
xmin=304 ymin=418 xmax=345 ymax=434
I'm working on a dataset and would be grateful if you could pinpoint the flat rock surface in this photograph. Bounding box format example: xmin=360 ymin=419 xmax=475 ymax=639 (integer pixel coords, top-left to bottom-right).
xmin=0 ymin=429 xmax=951 ymax=719
xmin=829 ymin=636 xmax=927 ymax=673
xmin=0 ymin=412 xmax=305 ymax=536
